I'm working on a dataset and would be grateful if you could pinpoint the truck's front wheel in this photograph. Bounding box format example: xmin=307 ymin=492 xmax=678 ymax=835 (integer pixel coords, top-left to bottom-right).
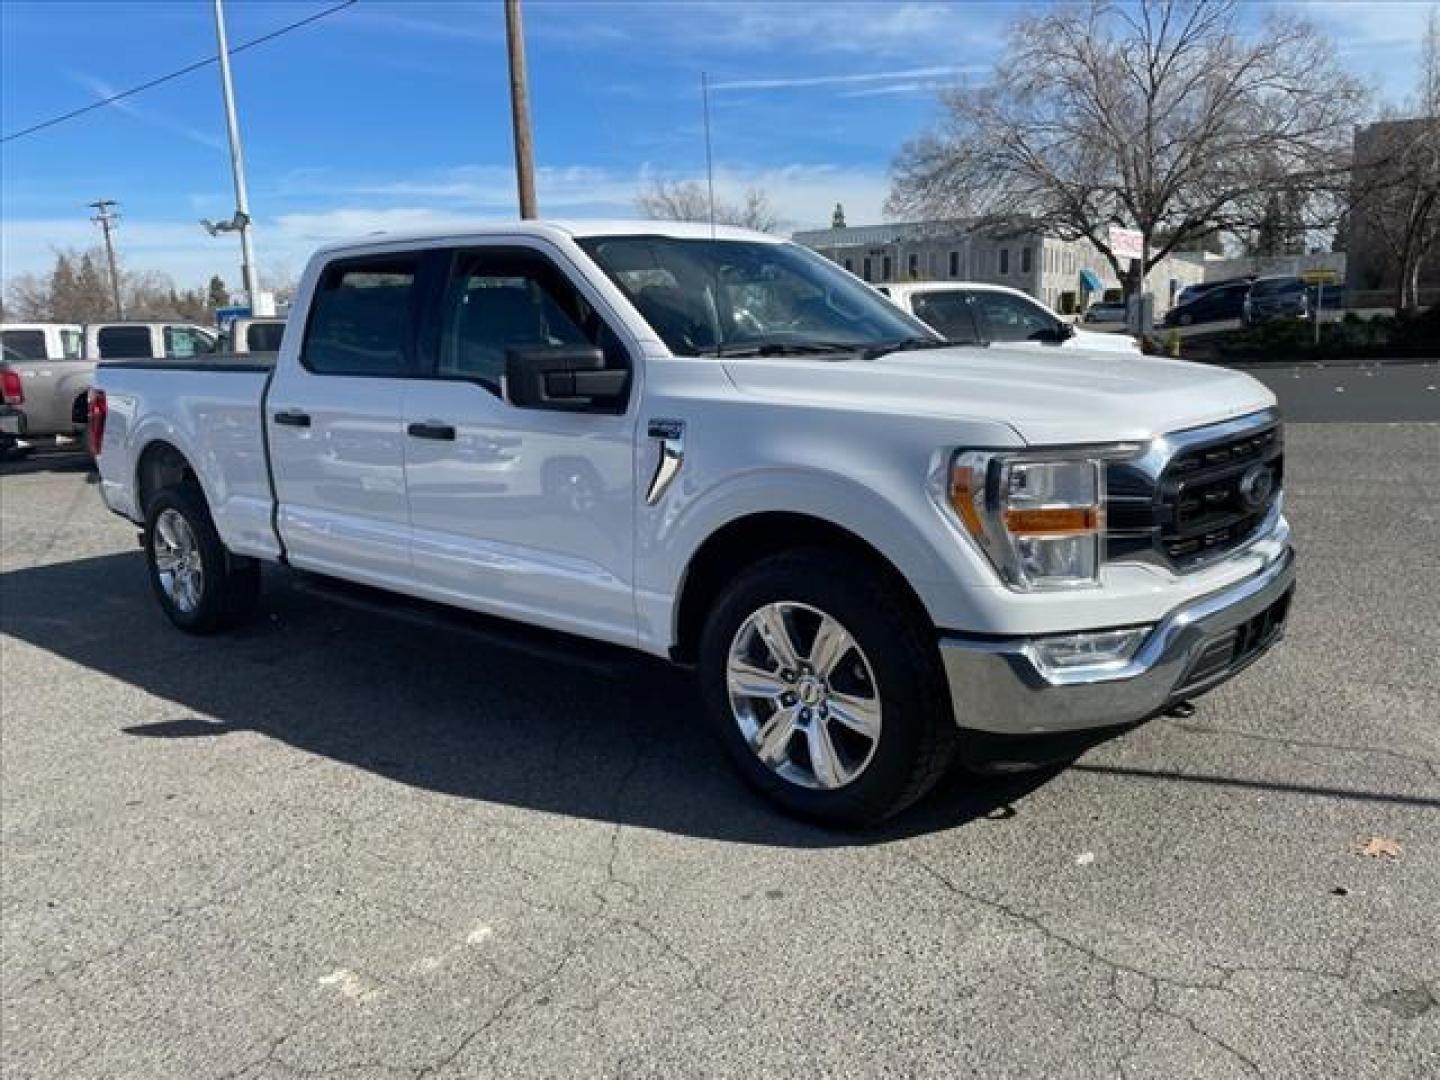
xmin=144 ymin=484 xmax=260 ymax=634
xmin=699 ymin=549 xmax=956 ymax=827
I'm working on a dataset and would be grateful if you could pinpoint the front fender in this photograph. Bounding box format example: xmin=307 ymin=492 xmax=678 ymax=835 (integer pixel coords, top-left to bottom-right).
xmin=634 ymin=464 xmax=992 ymax=654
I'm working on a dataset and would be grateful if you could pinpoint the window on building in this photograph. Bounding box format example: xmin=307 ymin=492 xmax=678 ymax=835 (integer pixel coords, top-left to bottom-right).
xmin=843 ymin=258 xmax=854 ymax=273
xmin=862 ymin=257 xmax=872 ymax=282
xmin=302 ymin=257 xmax=419 ymax=376
xmin=907 ymin=253 xmax=919 ymax=279
xmin=999 ymin=249 xmax=1010 ymax=275
xmin=882 ymin=255 xmax=893 ymax=281
xmin=948 ymin=251 xmax=959 ymax=277
xmin=1021 ymin=247 xmax=1032 ymax=274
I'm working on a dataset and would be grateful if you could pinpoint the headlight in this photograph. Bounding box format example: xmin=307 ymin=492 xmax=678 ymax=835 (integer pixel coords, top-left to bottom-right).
xmin=947 ymin=447 xmax=1135 ymax=590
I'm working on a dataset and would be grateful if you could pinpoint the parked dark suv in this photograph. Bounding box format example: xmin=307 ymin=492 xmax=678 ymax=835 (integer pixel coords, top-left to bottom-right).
xmin=1242 ymin=277 xmax=1309 ymax=325
xmin=1163 ymin=281 xmax=1251 ymax=327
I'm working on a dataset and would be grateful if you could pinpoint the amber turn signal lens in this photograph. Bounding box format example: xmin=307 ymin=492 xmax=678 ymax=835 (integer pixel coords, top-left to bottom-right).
xmin=1002 ymin=506 xmax=1100 ymax=536
xmin=948 ymin=465 xmax=987 ymax=537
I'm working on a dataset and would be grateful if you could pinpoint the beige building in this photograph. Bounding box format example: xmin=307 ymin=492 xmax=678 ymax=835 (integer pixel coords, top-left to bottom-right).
xmin=793 ymin=221 xmax=1207 ymax=314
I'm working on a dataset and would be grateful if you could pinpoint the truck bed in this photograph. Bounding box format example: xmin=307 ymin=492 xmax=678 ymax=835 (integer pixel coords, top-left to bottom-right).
xmin=95 ymin=356 xmax=281 ymax=560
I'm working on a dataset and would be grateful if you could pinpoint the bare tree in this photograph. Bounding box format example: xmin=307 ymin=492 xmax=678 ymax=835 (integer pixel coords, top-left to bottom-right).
xmin=3 ymin=248 xmax=227 ymax=323
xmin=1351 ymin=8 xmax=1440 ymax=313
xmin=636 ymin=178 xmax=781 ymax=232
xmin=888 ymin=0 xmax=1366 ymax=298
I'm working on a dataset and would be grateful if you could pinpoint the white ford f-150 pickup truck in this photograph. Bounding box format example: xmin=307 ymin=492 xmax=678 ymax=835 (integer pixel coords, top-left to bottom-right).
xmin=91 ymin=221 xmax=1294 ymax=826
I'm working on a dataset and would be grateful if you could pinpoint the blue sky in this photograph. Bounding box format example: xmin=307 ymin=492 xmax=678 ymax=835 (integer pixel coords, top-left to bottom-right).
xmin=1 ymin=0 xmax=1432 ymax=288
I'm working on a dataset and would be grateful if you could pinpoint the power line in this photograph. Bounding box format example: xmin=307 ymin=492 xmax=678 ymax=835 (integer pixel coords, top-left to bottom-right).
xmin=1 ymin=0 xmax=358 ymax=144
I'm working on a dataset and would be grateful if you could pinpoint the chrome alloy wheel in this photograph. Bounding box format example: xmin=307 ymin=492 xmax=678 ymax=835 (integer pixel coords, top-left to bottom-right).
xmin=153 ymin=509 xmax=204 ymax=614
xmin=727 ymin=602 xmax=882 ymax=790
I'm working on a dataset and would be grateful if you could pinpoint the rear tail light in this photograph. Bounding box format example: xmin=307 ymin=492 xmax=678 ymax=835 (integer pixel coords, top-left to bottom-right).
xmin=86 ymin=389 xmax=107 ymax=457
xmin=1 ymin=368 xmax=23 ymax=405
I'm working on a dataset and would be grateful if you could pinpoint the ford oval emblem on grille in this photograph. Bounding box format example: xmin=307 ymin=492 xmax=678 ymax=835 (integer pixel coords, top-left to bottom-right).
xmin=1238 ymin=463 xmax=1275 ymax=510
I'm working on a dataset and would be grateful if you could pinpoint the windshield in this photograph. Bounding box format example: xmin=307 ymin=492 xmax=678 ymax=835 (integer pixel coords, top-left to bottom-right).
xmin=577 ymin=236 xmax=939 ymax=357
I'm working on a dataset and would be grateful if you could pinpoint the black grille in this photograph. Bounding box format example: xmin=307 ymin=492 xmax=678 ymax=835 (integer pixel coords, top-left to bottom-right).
xmin=1159 ymin=424 xmax=1283 ymax=567
xmin=1176 ymin=588 xmax=1292 ymax=696
xmin=1108 ymin=419 xmax=1284 ymax=569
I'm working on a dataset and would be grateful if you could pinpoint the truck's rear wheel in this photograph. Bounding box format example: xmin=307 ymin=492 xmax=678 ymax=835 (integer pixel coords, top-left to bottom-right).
xmin=144 ymin=484 xmax=260 ymax=633
xmin=699 ymin=549 xmax=956 ymax=827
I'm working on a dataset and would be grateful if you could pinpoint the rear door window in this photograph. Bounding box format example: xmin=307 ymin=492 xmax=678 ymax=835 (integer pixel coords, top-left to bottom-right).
xmin=60 ymin=329 xmax=82 ymax=358
xmin=246 ymin=322 xmax=285 ymax=352
xmin=303 ymin=258 xmax=420 ymax=376
xmin=97 ymin=326 xmax=153 ymax=359
xmin=910 ymin=291 xmax=982 ymax=344
xmin=1 ymin=330 xmax=45 ymax=359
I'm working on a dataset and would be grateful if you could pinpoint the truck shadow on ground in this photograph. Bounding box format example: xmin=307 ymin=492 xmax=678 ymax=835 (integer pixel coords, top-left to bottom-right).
xmin=0 ymin=448 xmax=96 ymax=478
xmin=1 ymin=551 xmax=1062 ymax=847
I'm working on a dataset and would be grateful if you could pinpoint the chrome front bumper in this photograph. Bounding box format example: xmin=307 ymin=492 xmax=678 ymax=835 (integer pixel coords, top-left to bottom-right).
xmin=940 ymin=545 xmax=1296 ymax=735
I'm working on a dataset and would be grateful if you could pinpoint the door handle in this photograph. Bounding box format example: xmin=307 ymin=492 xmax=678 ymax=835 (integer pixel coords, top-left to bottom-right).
xmin=407 ymin=421 xmax=456 ymax=441
xmin=273 ymin=409 xmax=311 ymax=427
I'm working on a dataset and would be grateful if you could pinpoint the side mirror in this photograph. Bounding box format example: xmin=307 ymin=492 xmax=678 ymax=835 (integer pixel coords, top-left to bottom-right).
xmin=505 ymin=345 xmax=628 ymax=411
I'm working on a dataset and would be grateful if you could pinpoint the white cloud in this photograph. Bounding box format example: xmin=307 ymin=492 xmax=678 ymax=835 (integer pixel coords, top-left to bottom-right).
xmin=709 ymin=66 xmax=978 ymax=92
xmin=3 ymin=163 xmax=893 ymax=287
xmin=65 ymin=72 xmax=226 ymax=152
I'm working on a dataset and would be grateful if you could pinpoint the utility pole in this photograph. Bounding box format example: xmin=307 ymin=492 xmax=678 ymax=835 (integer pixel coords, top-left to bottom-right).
xmin=504 ymin=0 xmax=537 ymax=218
xmin=89 ymin=199 xmax=124 ymax=318
xmin=212 ymin=0 xmax=261 ymax=309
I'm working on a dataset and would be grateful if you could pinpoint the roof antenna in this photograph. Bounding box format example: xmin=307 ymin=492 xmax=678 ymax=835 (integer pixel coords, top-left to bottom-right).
xmin=701 ymin=71 xmax=716 ymax=239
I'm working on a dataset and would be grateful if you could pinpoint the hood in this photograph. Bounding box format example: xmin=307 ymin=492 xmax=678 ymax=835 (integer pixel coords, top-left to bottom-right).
xmin=722 ymin=345 xmax=1275 ymax=445
xmin=1068 ymin=327 xmax=1140 ymax=353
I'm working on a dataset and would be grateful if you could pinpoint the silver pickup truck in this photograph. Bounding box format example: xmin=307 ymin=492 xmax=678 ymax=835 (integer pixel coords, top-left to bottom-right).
xmin=0 ymin=321 xmax=217 ymax=447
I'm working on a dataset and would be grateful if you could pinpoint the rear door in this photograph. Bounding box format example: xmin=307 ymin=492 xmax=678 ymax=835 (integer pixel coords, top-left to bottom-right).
xmin=265 ymin=254 xmax=423 ymax=588
xmin=400 ymin=243 xmax=639 ymax=645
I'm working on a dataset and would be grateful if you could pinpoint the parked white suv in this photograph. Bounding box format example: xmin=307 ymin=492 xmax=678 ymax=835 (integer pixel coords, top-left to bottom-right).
xmin=879 ymin=282 xmax=1141 ymax=353
xmin=91 ymin=221 xmax=1293 ymax=825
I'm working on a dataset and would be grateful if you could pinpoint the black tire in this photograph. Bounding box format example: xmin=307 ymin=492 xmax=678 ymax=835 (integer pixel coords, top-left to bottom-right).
xmin=143 ymin=483 xmax=261 ymax=634
xmin=698 ymin=548 xmax=956 ymax=828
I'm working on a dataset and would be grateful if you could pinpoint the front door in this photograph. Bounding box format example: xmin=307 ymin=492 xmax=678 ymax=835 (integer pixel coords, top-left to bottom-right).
xmin=266 ymin=254 xmax=421 ymax=588
xmin=401 ymin=245 xmax=639 ymax=646
xmin=969 ymin=290 xmax=1062 ymax=348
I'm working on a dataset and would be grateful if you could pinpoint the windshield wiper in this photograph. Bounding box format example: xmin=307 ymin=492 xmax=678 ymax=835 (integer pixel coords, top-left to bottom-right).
xmin=853 ymin=336 xmax=957 ymax=360
xmin=704 ymin=340 xmax=864 ymax=358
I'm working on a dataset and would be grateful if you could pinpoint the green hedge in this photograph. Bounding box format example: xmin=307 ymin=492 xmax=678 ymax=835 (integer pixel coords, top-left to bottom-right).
xmin=1144 ymin=307 xmax=1439 ymax=362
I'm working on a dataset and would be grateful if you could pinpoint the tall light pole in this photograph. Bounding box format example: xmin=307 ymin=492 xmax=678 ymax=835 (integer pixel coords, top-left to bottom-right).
xmin=89 ymin=199 xmax=124 ymax=318
xmin=212 ymin=0 xmax=260 ymax=308
xmin=504 ymin=0 xmax=537 ymax=218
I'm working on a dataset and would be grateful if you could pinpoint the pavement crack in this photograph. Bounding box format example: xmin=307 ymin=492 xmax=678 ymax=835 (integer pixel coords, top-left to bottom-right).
xmin=902 ymin=851 xmax=1226 ymax=994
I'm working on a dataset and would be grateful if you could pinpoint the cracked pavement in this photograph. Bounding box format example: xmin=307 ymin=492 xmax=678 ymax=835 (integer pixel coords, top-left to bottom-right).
xmin=2 ymin=422 xmax=1437 ymax=1079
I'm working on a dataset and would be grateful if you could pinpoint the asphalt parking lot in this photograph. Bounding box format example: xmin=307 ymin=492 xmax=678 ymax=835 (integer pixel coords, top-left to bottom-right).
xmin=2 ymin=422 xmax=1437 ymax=1079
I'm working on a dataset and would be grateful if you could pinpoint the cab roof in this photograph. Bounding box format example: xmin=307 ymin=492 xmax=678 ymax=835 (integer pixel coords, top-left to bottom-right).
xmin=313 ymin=218 xmax=783 ymax=257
